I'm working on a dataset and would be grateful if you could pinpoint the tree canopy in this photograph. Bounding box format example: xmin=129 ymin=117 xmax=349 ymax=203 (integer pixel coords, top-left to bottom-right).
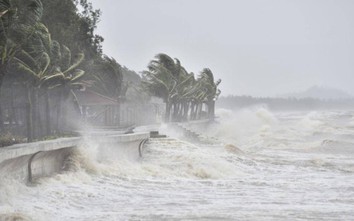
xmin=142 ymin=53 xmax=221 ymax=122
xmin=0 ymin=0 xmax=222 ymax=144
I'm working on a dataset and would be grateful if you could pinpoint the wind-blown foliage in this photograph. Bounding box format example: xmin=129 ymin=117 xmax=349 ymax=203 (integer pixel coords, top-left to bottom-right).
xmin=0 ymin=0 xmax=45 ymax=89
xmin=41 ymin=0 xmax=103 ymax=58
xmin=0 ymin=0 xmax=94 ymax=139
xmin=0 ymin=0 xmax=221 ymax=144
xmin=199 ymin=68 xmax=221 ymax=119
xmin=88 ymin=56 xmax=123 ymax=100
xmin=142 ymin=53 xmax=221 ymax=122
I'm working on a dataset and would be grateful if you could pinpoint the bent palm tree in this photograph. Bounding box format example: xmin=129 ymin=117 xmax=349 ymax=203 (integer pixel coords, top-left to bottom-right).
xmin=7 ymin=21 xmax=51 ymax=140
xmin=0 ymin=0 xmax=44 ymax=89
xmin=142 ymin=54 xmax=179 ymax=121
xmin=142 ymin=53 xmax=196 ymax=122
xmin=199 ymin=68 xmax=221 ymax=120
xmin=41 ymin=49 xmax=87 ymax=133
xmin=89 ymin=56 xmax=123 ymax=101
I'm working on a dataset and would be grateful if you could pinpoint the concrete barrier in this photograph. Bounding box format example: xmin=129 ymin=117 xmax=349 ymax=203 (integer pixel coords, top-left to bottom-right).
xmin=166 ymin=120 xmax=219 ymax=144
xmin=0 ymin=132 xmax=150 ymax=183
xmin=0 ymin=137 xmax=82 ymax=164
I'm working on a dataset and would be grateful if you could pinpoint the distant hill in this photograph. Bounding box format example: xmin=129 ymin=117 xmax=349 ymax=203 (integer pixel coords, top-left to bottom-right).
xmin=217 ymin=94 xmax=354 ymax=111
xmin=281 ymin=86 xmax=353 ymax=100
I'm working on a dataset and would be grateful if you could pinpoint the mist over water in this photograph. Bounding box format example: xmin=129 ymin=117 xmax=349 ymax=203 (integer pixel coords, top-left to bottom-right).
xmin=1 ymin=108 xmax=354 ymax=220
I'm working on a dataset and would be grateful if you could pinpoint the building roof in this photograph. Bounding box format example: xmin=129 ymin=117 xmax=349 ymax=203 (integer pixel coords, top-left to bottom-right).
xmin=73 ymin=90 xmax=118 ymax=106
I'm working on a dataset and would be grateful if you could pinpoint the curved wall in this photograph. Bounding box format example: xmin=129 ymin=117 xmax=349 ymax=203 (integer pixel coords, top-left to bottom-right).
xmin=0 ymin=132 xmax=149 ymax=183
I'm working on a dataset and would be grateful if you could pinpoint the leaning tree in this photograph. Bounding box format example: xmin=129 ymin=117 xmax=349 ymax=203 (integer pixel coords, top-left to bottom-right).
xmin=142 ymin=53 xmax=185 ymax=122
xmin=199 ymin=68 xmax=221 ymax=120
xmin=0 ymin=0 xmax=44 ymax=90
xmin=0 ymin=0 xmax=46 ymax=135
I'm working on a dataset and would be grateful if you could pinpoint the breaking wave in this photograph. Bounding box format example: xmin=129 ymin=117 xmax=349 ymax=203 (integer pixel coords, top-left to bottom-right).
xmin=1 ymin=108 xmax=354 ymax=220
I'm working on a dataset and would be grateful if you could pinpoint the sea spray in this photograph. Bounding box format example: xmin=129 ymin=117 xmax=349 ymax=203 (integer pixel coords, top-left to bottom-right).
xmin=0 ymin=177 xmax=46 ymax=221
xmin=204 ymin=107 xmax=278 ymax=151
xmin=1 ymin=110 xmax=354 ymax=220
xmin=0 ymin=213 xmax=34 ymax=221
xmin=133 ymin=138 xmax=247 ymax=179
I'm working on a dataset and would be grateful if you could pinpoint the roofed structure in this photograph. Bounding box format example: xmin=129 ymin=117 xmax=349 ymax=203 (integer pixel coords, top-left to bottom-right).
xmin=73 ymin=90 xmax=118 ymax=106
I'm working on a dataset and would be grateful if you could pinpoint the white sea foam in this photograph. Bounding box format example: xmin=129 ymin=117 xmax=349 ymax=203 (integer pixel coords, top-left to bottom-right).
xmin=1 ymin=109 xmax=354 ymax=220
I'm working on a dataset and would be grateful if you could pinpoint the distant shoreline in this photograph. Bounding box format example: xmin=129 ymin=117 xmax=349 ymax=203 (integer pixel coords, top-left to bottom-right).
xmin=218 ymin=95 xmax=354 ymax=111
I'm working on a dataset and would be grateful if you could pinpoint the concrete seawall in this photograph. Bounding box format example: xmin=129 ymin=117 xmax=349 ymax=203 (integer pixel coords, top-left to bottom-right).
xmin=0 ymin=132 xmax=149 ymax=183
xmin=167 ymin=120 xmax=213 ymax=143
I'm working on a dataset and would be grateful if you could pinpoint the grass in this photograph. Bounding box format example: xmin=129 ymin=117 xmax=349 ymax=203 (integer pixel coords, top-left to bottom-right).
xmin=0 ymin=131 xmax=79 ymax=147
xmin=0 ymin=132 xmax=26 ymax=147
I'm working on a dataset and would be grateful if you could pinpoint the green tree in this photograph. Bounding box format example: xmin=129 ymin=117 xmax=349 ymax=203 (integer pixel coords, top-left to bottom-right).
xmin=142 ymin=53 xmax=198 ymax=122
xmin=142 ymin=54 xmax=179 ymax=122
xmin=0 ymin=0 xmax=44 ymax=90
xmin=9 ymin=21 xmax=52 ymax=140
xmin=88 ymin=56 xmax=123 ymax=100
xmin=41 ymin=47 xmax=86 ymax=133
xmin=199 ymin=68 xmax=221 ymax=120
xmin=41 ymin=0 xmax=103 ymax=58
xmin=9 ymin=20 xmax=86 ymax=137
xmin=0 ymin=0 xmax=46 ymax=136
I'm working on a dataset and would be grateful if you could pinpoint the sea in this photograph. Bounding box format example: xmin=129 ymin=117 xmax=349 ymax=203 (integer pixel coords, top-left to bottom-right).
xmin=0 ymin=108 xmax=354 ymax=220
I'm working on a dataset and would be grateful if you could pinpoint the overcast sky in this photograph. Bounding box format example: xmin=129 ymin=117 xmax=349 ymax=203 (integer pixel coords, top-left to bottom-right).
xmin=90 ymin=0 xmax=354 ymax=96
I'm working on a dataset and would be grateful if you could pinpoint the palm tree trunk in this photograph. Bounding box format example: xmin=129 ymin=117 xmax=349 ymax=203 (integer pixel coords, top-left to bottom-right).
xmin=26 ymin=86 xmax=33 ymax=142
xmin=177 ymin=102 xmax=183 ymax=122
xmin=0 ymin=104 xmax=3 ymax=132
xmin=197 ymin=102 xmax=202 ymax=120
xmin=208 ymin=100 xmax=215 ymax=121
xmin=183 ymin=102 xmax=189 ymax=121
xmin=165 ymin=101 xmax=171 ymax=122
xmin=104 ymin=105 xmax=109 ymax=126
xmin=172 ymin=102 xmax=179 ymax=121
xmin=190 ymin=102 xmax=195 ymax=120
xmin=45 ymin=89 xmax=51 ymax=136
xmin=116 ymin=103 xmax=120 ymax=126
xmin=32 ymin=88 xmax=39 ymax=139
xmin=0 ymin=65 xmax=6 ymax=131
xmin=9 ymin=84 xmax=15 ymax=130
xmin=61 ymin=90 xmax=68 ymax=133
xmin=0 ymin=64 xmax=6 ymax=95
xmin=195 ymin=102 xmax=199 ymax=120
xmin=171 ymin=103 xmax=176 ymax=121
xmin=178 ymin=102 xmax=184 ymax=122
xmin=174 ymin=103 xmax=178 ymax=121
xmin=56 ymin=89 xmax=63 ymax=134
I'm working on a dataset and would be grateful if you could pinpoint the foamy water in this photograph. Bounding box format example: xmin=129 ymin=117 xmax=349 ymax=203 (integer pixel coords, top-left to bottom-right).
xmin=1 ymin=109 xmax=354 ymax=220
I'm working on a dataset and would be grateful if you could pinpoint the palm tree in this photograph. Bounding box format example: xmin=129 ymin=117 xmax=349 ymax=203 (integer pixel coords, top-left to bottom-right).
xmin=0 ymin=0 xmax=12 ymax=130
xmin=0 ymin=0 xmax=44 ymax=134
xmin=142 ymin=53 xmax=222 ymax=122
xmin=89 ymin=56 xmax=123 ymax=101
xmin=142 ymin=53 xmax=198 ymax=122
xmin=37 ymin=41 xmax=87 ymax=135
xmin=86 ymin=56 xmax=124 ymax=126
xmin=177 ymin=72 xmax=199 ymax=120
xmin=9 ymin=22 xmax=86 ymax=137
xmin=199 ymin=68 xmax=221 ymax=120
xmin=172 ymin=71 xmax=195 ymax=121
xmin=142 ymin=54 xmax=179 ymax=122
xmin=41 ymin=48 xmax=86 ymax=133
xmin=6 ymin=20 xmax=52 ymax=140
xmin=0 ymin=0 xmax=44 ymax=89
xmin=188 ymin=77 xmax=206 ymax=120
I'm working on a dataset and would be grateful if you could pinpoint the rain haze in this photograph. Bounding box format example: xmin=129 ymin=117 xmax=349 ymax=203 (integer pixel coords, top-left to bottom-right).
xmin=91 ymin=0 xmax=354 ymax=97
xmin=3 ymin=0 xmax=354 ymax=220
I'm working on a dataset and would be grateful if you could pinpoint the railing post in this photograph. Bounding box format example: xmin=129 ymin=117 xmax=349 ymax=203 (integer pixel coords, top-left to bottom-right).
xmin=27 ymin=151 xmax=42 ymax=183
xmin=138 ymin=139 xmax=148 ymax=157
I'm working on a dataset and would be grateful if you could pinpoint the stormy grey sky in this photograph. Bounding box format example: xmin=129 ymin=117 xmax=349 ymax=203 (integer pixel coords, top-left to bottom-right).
xmin=90 ymin=0 xmax=354 ymax=97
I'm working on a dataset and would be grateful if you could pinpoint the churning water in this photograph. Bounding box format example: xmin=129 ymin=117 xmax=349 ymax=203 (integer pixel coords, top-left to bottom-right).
xmin=1 ymin=108 xmax=354 ymax=220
